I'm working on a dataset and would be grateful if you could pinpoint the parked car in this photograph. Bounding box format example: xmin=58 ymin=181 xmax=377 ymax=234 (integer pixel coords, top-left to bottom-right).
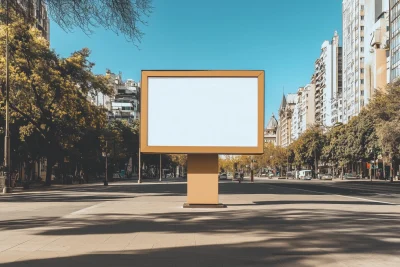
xmin=298 ymin=170 xmax=312 ymax=180
xmin=320 ymin=174 xmax=333 ymax=180
xmin=219 ymin=172 xmax=228 ymax=180
xmin=286 ymin=171 xmax=295 ymax=179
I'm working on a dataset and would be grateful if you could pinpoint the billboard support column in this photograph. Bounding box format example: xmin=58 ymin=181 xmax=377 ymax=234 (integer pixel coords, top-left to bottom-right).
xmin=184 ymin=154 xmax=226 ymax=208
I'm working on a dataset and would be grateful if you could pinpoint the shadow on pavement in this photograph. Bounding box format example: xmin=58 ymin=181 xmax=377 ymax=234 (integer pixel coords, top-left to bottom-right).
xmin=1 ymin=208 xmax=400 ymax=266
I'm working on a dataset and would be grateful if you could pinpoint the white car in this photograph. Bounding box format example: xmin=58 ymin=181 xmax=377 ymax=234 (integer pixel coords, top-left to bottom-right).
xmin=298 ymin=170 xmax=312 ymax=180
xmin=219 ymin=173 xmax=228 ymax=180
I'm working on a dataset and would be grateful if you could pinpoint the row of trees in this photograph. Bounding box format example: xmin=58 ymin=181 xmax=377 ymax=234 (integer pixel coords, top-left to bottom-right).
xmin=219 ymin=82 xmax=400 ymax=179
xmin=0 ymin=6 xmax=185 ymax=186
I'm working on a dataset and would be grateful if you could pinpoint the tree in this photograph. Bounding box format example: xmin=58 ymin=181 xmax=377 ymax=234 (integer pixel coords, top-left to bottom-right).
xmin=0 ymin=14 xmax=113 ymax=185
xmin=368 ymin=82 xmax=400 ymax=179
xmin=6 ymin=0 xmax=153 ymax=45
xmin=291 ymin=125 xmax=326 ymax=177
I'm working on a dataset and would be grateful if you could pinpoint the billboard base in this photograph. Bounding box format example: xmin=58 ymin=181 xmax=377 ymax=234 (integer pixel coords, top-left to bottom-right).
xmin=186 ymin=154 xmax=222 ymax=206
xmin=183 ymin=203 xmax=226 ymax=208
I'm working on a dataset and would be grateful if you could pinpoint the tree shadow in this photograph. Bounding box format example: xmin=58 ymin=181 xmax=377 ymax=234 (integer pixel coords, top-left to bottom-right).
xmin=1 ymin=208 xmax=400 ymax=266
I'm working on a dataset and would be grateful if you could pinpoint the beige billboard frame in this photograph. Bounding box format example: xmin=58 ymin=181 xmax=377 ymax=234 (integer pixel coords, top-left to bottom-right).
xmin=140 ymin=70 xmax=265 ymax=207
xmin=141 ymin=70 xmax=265 ymax=154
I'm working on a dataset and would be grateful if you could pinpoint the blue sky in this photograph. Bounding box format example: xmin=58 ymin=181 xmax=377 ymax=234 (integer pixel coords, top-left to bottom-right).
xmin=50 ymin=0 xmax=342 ymax=124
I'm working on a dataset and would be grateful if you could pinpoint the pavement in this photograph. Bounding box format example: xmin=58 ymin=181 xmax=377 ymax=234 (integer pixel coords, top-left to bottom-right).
xmin=1 ymin=179 xmax=400 ymax=266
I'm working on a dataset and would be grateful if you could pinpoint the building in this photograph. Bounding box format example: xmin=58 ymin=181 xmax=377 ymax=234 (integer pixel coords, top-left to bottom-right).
xmin=264 ymin=114 xmax=278 ymax=145
xmin=314 ymin=32 xmax=343 ymax=127
xmin=2 ymin=0 xmax=51 ymax=40
xmin=342 ymin=0 xmax=365 ymax=123
xmin=277 ymin=93 xmax=297 ymax=147
xmin=88 ymin=70 xmax=140 ymax=123
xmin=364 ymin=0 xmax=390 ymax=99
xmin=291 ymin=84 xmax=316 ymax=140
xmin=390 ymin=0 xmax=400 ymax=81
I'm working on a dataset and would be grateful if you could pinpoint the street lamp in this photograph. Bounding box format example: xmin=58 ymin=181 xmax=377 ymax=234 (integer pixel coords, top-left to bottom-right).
xmin=3 ymin=0 xmax=11 ymax=194
xmin=102 ymin=140 xmax=110 ymax=186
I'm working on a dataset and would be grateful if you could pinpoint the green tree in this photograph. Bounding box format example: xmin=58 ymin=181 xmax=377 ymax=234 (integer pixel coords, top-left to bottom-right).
xmin=0 ymin=14 xmax=113 ymax=185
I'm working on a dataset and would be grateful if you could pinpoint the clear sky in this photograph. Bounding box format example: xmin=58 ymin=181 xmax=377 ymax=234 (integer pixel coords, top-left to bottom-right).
xmin=49 ymin=0 xmax=342 ymax=125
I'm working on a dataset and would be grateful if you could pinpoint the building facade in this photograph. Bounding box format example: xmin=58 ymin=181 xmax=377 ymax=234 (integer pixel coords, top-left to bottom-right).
xmin=314 ymin=32 xmax=343 ymax=127
xmin=390 ymin=0 xmax=400 ymax=81
xmin=364 ymin=0 xmax=390 ymax=99
xmin=291 ymin=84 xmax=316 ymax=140
xmin=342 ymin=0 xmax=365 ymax=123
xmin=264 ymin=114 xmax=278 ymax=145
xmin=3 ymin=0 xmax=51 ymax=40
xmin=89 ymin=70 xmax=140 ymax=123
xmin=277 ymin=93 xmax=297 ymax=147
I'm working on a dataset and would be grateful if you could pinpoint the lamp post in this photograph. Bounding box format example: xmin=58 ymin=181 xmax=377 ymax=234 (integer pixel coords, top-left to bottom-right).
xmin=3 ymin=0 xmax=11 ymax=194
xmin=103 ymin=141 xmax=109 ymax=186
xmin=159 ymin=154 xmax=162 ymax=182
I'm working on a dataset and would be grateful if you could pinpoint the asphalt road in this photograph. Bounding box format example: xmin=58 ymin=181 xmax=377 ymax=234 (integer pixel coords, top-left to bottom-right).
xmin=261 ymin=179 xmax=400 ymax=205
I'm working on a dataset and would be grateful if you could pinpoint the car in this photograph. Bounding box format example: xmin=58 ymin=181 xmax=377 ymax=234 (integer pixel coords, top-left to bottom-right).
xmin=219 ymin=173 xmax=228 ymax=180
xmin=286 ymin=171 xmax=295 ymax=179
xmin=298 ymin=170 xmax=312 ymax=180
xmin=320 ymin=174 xmax=333 ymax=180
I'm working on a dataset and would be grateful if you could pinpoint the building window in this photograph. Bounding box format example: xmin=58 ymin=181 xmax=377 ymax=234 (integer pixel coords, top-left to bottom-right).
xmin=361 ymin=68 xmax=364 ymax=73
xmin=361 ymin=16 xmax=364 ymax=20
xmin=361 ymin=26 xmax=364 ymax=30
xmin=361 ymin=37 xmax=364 ymax=42
xmin=361 ymin=47 xmax=364 ymax=52
xmin=361 ymin=79 xmax=364 ymax=84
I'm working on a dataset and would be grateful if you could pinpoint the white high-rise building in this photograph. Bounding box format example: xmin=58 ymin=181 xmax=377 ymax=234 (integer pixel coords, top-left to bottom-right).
xmin=291 ymin=84 xmax=316 ymax=140
xmin=390 ymin=0 xmax=400 ymax=81
xmin=314 ymin=32 xmax=343 ymax=127
xmin=342 ymin=0 xmax=365 ymax=123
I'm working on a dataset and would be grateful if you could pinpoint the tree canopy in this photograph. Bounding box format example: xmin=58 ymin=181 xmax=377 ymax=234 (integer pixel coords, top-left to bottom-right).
xmin=6 ymin=0 xmax=153 ymax=45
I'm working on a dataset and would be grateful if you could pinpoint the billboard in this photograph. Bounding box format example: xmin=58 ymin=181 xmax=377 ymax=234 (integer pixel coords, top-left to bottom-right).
xmin=140 ymin=70 xmax=264 ymax=154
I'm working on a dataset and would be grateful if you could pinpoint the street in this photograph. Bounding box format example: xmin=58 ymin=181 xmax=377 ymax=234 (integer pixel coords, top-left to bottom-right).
xmin=1 ymin=179 xmax=400 ymax=266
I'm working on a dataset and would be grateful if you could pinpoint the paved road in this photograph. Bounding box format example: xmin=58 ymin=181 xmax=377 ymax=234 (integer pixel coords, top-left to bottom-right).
xmin=0 ymin=179 xmax=400 ymax=267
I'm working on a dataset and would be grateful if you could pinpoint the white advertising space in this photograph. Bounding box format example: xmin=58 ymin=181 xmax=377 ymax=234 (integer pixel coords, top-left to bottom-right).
xmin=147 ymin=77 xmax=259 ymax=147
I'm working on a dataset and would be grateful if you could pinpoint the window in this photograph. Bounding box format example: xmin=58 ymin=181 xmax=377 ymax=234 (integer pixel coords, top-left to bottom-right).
xmin=361 ymin=47 xmax=364 ymax=52
xmin=361 ymin=90 xmax=364 ymax=96
xmin=361 ymin=26 xmax=364 ymax=30
xmin=361 ymin=37 xmax=364 ymax=42
xmin=361 ymin=68 xmax=364 ymax=73
xmin=361 ymin=16 xmax=364 ymax=20
xmin=361 ymin=79 xmax=364 ymax=84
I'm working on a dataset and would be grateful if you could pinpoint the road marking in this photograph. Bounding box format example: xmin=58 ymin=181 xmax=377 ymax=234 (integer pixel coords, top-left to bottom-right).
xmin=268 ymin=183 xmax=400 ymax=206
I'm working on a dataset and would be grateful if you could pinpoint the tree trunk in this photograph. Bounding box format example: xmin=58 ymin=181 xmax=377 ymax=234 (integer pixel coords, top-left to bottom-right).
xmin=314 ymin=149 xmax=318 ymax=179
xmin=45 ymin=156 xmax=54 ymax=186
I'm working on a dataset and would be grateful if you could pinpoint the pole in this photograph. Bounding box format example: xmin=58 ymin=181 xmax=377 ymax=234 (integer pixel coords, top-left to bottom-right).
xmin=374 ymin=153 xmax=376 ymax=180
xmin=104 ymin=141 xmax=108 ymax=186
xmin=3 ymin=0 xmax=11 ymax=194
xmin=159 ymin=154 xmax=162 ymax=181
xmin=250 ymin=156 xmax=254 ymax=183
xmin=138 ymin=146 xmax=141 ymax=183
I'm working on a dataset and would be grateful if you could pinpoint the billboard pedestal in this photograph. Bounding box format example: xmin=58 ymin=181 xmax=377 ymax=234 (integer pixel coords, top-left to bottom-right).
xmin=184 ymin=154 xmax=226 ymax=208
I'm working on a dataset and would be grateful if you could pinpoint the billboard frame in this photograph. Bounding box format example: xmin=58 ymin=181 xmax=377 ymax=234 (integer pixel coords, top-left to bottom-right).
xmin=140 ymin=70 xmax=265 ymax=155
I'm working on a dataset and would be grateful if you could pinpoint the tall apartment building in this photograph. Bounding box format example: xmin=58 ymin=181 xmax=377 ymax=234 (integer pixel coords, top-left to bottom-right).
xmin=264 ymin=114 xmax=278 ymax=145
xmin=291 ymin=84 xmax=316 ymax=140
xmin=364 ymin=0 xmax=390 ymax=98
xmin=1 ymin=0 xmax=50 ymax=40
xmin=342 ymin=0 xmax=365 ymax=123
xmin=89 ymin=70 xmax=140 ymax=123
xmin=390 ymin=0 xmax=400 ymax=81
xmin=277 ymin=93 xmax=297 ymax=147
xmin=314 ymin=32 xmax=343 ymax=127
